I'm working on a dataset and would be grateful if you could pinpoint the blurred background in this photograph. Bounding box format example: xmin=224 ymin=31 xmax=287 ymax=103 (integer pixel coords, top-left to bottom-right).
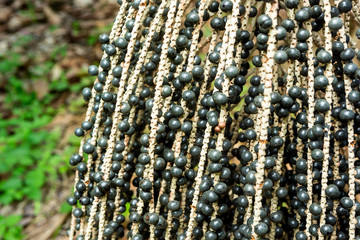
xmin=0 ymin=0 xmax=118 ymax=239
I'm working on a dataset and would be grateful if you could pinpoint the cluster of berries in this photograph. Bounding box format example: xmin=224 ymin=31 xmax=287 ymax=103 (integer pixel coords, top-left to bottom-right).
xmin=67 ymin=0 xmax=360 ymax=239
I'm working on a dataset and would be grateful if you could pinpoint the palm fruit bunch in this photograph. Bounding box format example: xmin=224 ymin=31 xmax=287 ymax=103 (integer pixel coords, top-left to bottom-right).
xmin=66 ymin=0 xmax=360 ymax=239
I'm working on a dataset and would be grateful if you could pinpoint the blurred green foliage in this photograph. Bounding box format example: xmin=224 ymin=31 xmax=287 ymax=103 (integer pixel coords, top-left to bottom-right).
xmin=0 ymin=34 xmax=83 ymax=239
xmin=0 ymin=215 xmax=23 ymax=239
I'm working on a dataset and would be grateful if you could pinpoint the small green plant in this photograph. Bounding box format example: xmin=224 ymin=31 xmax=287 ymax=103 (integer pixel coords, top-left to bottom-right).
xmin=0 ymin=33 xmax=80 ymax=239
xmin=0 ymin=215 xmax=23 ymax=240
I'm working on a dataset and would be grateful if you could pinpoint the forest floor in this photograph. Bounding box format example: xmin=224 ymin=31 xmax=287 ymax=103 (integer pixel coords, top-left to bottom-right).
xmin=0 ymin=0 xmax=118 ymax=239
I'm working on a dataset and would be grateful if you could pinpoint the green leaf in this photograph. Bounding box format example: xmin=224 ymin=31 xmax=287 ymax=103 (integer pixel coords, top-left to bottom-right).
xmin=0 ymin=177 xmax=22 ymax=190
xmin=123 ymin=202 xmax=130 ymax=218
xmin=0 ymin=215 xmax=23 ymax=240
xmin=23 ymin=186 xmax=42 ymax=201
xmin=2 ymin=215 xmax=21 ymax=226
xmin=25 ymin=169 xmax=45 ymax=188
xmin=60 ymin=201 xmax=72 ymax=213
xmin=0 ymin=193 xmax=14 ymax=205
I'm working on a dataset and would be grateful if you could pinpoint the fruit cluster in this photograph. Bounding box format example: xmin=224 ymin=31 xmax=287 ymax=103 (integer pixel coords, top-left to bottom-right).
xmin=67 ymin=0 xmax=360 ymax=239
